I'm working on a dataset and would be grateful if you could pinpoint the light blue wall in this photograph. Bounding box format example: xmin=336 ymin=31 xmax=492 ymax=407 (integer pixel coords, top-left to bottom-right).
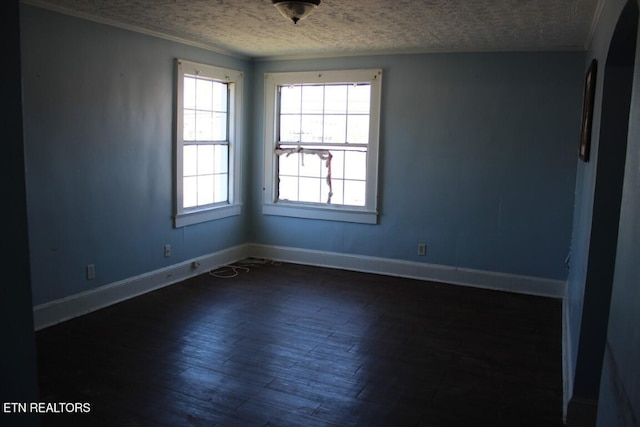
xmin=20 ymin=5 xmax=251 ymax=306
xmin=566 ymin=0 xmax=620 ymax=398
xmin=250 ymin=53 xmax=584 ymax=281
xmin=596 ymin=0 xmax=640 ymax=423
xmin=565 ymin=0 xmax=639 ymax=412
xmin=19 ymin=3 xmax=640 ymax=423
xmin=21 ymin=6 xmax=585 ymax=307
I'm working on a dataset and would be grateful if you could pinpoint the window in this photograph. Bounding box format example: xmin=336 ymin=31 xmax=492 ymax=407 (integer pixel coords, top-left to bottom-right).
xmin=263 ymin=69 xmax=382 ymax=224
xmin=174 ymin=59 xmax=243 ymax=227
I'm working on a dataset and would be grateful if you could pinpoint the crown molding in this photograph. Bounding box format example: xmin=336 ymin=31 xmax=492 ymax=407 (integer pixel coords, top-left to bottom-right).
xmin=21 ymin=0 xmax=249 ymax=60
xmin=584 ymin=0 xmax=609 ymax=50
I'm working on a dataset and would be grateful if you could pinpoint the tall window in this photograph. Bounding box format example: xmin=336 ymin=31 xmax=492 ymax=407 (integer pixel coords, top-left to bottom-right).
xmin=174 ymin=59 xmax=243 ymax=227
xmin=263 ymin=69 xmax=382 ymax=224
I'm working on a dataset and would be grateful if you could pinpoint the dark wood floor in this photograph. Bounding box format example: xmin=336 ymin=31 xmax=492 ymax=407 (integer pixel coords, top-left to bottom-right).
xmin=36 ymin=260 xmax=563 ymax=426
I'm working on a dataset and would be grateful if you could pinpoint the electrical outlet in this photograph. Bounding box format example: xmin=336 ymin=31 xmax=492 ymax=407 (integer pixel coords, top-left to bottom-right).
xmin=86 ymin=264 xmax=96 ymax=280
xmin=164 ymin=244 xmax=171 ymax=258
xmin=418 ymin=243 xmax=427 ymax=256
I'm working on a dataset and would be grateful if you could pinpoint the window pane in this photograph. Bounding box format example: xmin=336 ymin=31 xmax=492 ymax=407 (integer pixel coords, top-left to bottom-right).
xmin=198 ymin=145 xmax=214 ymax=175
xmin=196 ymin=79 xmax=213 ymax=110
xmin=325 ymin=85 xmax=348 ymax=114
xmin=214 ymin=145 xmax=229 ymax=174
xmin=330 ymin=151 xmax=344 ymax=179
xmin=347 ymin=115 xmax=370 ymax=144
xmin=299 ymin=152 xmax=323 ymax=178
xmin=184 ymin=143 xmax=229 ymax=208
xmin=183 ymin=176 xmax=197 ymax=208
xmin=299 ymin=177 xmax=322 ymax=203
xmin=324 ymin=115 xmax=347 ymax=143
xmin=183 ymin=145 xmax=197 ymax=176
xmin=280 ymin=115 xmax=301 ymax=142
xmin=280 ymin=86 xmax=301 ymax=114
xmin=184 ymin=77 xmax=196 ymax=109
xmin=328 ymin=178 xmax=344 ymax=205
xmin=214 ymin=174 xmax=228 ymax=203
xmin=195 ymin=111 xmax=213 ymax=141
xmin=300 ymin=115 xmax=323 ymax=143
xmin=344 ymin=151 xmax=367 ymax=180
xmin=278 ymin=176 xmax=298 ymax=201
xmin=212 ymin=112 xmax=227 ymax=141
xmin=279 ymin=152 xmax=298 ymax=176
xmin=321 ymin=177 xmax=335 ymax=204
xmin=212 ymin=81 xmax=227 ymax=112
xmin=348 ymin=84 xmax=371 ymax=114
xmin=301 ymin=85 xmax=324 ymax=114
xmin=183 ymin=109 xmax=196 ymax=141
xmin=198 ymin=174 xmax=214 ymax=206
xmin=344 ymin=180 xmax=366 ymax=206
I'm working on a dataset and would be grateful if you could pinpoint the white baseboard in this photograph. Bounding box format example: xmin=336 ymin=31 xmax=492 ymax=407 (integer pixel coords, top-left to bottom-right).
xmin=33 ymin=244 xmax=249 ymax=330
xmin=34 ymin=242 xmax=566 ymax=331
xmin=563 ymin=292 xmax=573 ymax=423
xmin=248 ymin=244 xmax=566 ymax=298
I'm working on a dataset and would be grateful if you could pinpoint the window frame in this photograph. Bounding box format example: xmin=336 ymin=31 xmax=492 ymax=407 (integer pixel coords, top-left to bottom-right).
xmin=174 ymin=59 xmax=243 ymax=228
xmin=262 ymin=69 xmax=382 ymax=224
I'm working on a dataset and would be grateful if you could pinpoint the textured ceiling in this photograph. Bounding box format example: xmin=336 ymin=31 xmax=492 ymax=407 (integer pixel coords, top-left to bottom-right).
xmin=24 ymin=0 xmax=601 ymax=59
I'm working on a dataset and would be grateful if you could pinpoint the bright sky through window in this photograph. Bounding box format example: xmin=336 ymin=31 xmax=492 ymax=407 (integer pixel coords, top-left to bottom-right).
xmin=174 ymin=59 xmax=243 ymax=228
xmin=263 ymin=69 xmax=381 ymax=224
xmin=276 ymin=83 xmax=371 ymax=206
xmin=182 ymin=77 xmax=229 ymax=208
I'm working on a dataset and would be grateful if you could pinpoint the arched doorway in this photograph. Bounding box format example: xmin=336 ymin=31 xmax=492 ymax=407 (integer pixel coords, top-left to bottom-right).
xmin=569 ymin=0 xmax=638 ymax=424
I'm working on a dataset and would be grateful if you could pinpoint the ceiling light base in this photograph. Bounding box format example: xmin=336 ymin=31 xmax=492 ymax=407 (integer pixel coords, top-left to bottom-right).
xmin=272 ymin=0 xmax=321 ymax=24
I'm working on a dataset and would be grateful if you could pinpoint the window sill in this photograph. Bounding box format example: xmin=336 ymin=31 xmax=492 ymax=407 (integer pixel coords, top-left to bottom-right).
xmin=175 ymin=204 xmax=241 ymax=228
xmin=262 ymin=203 xmax=377 ymax=224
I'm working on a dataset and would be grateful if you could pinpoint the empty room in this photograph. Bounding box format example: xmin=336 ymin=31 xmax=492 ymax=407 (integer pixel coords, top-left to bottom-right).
xmin=2 ymin=0 xmax=640 ymax=426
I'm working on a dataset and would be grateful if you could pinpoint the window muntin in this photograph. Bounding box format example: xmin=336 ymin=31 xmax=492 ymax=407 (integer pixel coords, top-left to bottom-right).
xmin=263 ymin=69 xmax=382 ymax=224
xmin=182 ymin=77 xmax=229 ymax=208
xmin=279 ymin=83 xmax=371 ymax=145
xmin=175 ymin=59 xmax=242 ymax=227
xmin=276 ymin=83 xmax=371 ymax=207
xmin=183 ymin=76 xmax=228 ymax=142
xmin=182 ymin=144 xmax=229 ymax=207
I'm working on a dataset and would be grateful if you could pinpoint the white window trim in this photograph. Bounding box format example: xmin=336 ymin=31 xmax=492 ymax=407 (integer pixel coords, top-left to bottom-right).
xmin=174 ymin=59 xmax=243 ymax=228
xmin=262 ymin=69 xmax=382 ymax=224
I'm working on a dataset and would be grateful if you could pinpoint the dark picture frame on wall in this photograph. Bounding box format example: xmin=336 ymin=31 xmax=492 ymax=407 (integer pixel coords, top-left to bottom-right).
xmin=579 ymin=59 xmax=597 ymax=162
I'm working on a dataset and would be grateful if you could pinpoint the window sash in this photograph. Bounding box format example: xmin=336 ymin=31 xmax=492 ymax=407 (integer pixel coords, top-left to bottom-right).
xmin=182 ymin=79 xmax=230 ymax=210
xmin=183 ymin=142 xmax=229 ymax=209
xmin=263 ymin=69 xmax=382 ymax=224
xmin=174 ymin=59 xmax=243 ymax=227
xmin=275 ymin=142 xmax=368 ymax=206
xmin=274 ymin=81 xmax=372 ymax=208
xmin=277 ymin=83 xmax=371 ymax=145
